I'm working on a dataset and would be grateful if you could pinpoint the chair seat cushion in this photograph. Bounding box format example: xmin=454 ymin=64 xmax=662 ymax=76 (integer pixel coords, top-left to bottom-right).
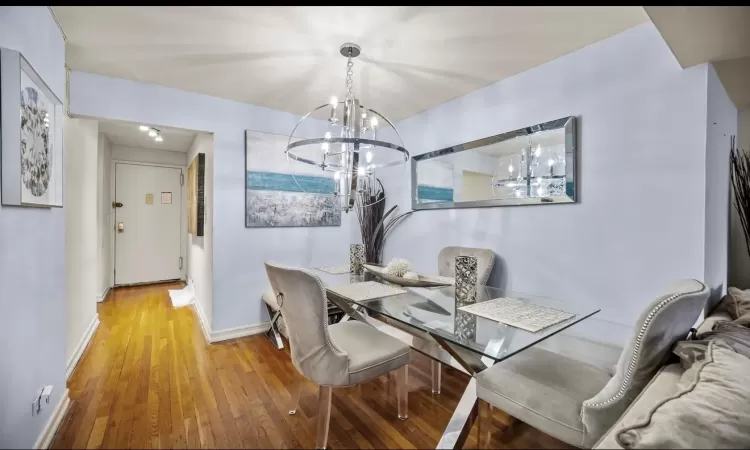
xmin=329 ymin=321 xmax=411 ymax=385
xmin=477 ymin=346 xmax=611 ymax=447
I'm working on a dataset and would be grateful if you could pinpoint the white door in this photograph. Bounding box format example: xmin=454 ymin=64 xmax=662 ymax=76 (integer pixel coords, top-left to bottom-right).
xmin=114 ymin=163 xmax=183 ymax=285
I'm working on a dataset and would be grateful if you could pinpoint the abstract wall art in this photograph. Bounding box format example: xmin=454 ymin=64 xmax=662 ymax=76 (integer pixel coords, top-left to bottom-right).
xmin=1 ymin=48 xmax=64 ymax=207
xmin=187 ymin=152 xmax=205 ymax=236
xmin=245 ymin=130 xmax=341 ymax=228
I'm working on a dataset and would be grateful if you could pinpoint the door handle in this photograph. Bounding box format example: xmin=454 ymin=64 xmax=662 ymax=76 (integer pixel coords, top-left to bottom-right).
xmin=112 ymin=202 xmax=123 ymax=208
xmin=117 ymin=222 xmax=124 ymax=233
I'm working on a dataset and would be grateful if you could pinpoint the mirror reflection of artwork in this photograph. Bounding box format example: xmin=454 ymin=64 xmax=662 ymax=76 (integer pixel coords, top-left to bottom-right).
xmin=412 ymin=117 xmax=576 ymax=209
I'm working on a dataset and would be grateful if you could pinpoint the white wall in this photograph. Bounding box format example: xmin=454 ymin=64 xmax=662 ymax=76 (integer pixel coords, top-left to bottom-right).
xmin=0 ymin=6 xmax=67 ymax=448
xmin=186 ymin=133 xmax=214 ymax=329
xmin=64 ymin=117 xmax=100 ymax=364
xmin=383 ymin=23 xmax=710 ymax=345
xmin=69 ymin=72 xmax=355 ymax=332
xmin=97 ymin=134 xmax=113 ymax=298
xmin=729 ymin=107 xmax=750 ymax=289
xmin=111 ymin=145 xmax=187 ymax=166
xmin=704 ymin=65 xmax=737 ymax=306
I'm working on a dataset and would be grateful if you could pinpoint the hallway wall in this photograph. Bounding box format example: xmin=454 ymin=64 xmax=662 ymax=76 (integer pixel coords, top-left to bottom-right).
xmin=0 ymin=6 xmax=67 ymax=448
xmin=64 ymin=117 xmax=100 ymax=370
xmin=97 ymin=134 xmax=113 ymax=299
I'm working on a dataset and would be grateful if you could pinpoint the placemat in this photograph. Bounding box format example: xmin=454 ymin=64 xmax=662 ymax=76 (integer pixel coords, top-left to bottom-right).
xmin=328 ymin=281 xmax=406 ymax=302
xmin=315 ymin=264 xmax=350 ymax=275
xmin=458 ymin=297 xmax=575 ymax=333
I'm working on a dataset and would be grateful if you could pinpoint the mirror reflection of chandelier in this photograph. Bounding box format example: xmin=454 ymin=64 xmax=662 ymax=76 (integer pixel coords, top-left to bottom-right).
xmin=286 ymin=43 xmax=410 ymax=212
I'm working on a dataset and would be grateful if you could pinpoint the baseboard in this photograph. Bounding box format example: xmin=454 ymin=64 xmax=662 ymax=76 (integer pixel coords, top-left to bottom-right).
xmin=192 ymin=297 xmax=212 ymax=344
xmin=210 ymin=322 xmax=270 ymax=343
xmin=96 ymin=286 xmax=111 ymax=303
xmin=66 ymin=315 xmax=100 ymax=380
xmin=34 ymin=388 xmax=70 ymax=449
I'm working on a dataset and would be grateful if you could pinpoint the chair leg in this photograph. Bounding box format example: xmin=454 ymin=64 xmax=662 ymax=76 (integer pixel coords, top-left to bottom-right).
xmin=289 ymin=382 xmax=302 ymax=415
xmin=395 ymin=365 xmax=408 ymax=420
xmin=431 ymin=360 xmax=442 ymax=394
xmin=315 ymin=385 xmax=332 ymax=449
xmin=477 ymin=399 xmax=494 ymax=448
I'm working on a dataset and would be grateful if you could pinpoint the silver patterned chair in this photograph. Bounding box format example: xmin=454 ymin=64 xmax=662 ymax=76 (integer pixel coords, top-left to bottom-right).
xmin=475 ymin=279 xmax=709 ymax=448
xmin=264 ymin=262 xmax=411 ymax=449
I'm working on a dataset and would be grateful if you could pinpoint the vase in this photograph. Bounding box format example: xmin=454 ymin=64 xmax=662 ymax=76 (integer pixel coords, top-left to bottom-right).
xmin=455 ymin=255 xmax=478 ymax=304
xmin=350 ymin=244 xmax=365 ymax=275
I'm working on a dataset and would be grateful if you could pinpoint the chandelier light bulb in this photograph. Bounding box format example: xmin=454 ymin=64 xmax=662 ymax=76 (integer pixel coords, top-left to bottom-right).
xmin=324 ymin=131 xmax=331 ymax=140
xmin=357 ymin=166 xmax=366 ymax=176
xmin=155 ymin=135 xmax=163 ymax=142
xmin=330 ymin=96 xmax=338 ymax=107
xmin=535 ymin=145 xmax=541 ymax=157
xmin=139 ymin=125 xmax=149 ymax=132
xmin=365 ymin=151 xmax=373 ymax=163
xmin=508 ymin=163 xmax=514 ymax=173
xmin=321 ymin=142 xmax=329 ymax=153
xmin=548 ymin=158 xmax=554 ymax=167
xmin=370 ymin=117 xmax=378 ymax=128
xmin=334 ymin=171 xmax=341 ymax=181
xmin=148 ymin=128 xmax=157 ymax=138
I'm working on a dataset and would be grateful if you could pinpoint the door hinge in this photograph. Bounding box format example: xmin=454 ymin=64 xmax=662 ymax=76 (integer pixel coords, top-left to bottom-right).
xmin=179 ymin=257 xmax=183 ymax=270
xmin=180 ymin=173 xmax=184 ymax=186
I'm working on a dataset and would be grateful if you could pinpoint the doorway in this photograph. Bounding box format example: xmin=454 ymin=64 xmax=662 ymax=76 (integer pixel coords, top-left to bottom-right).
xmin=113 ymin=162 xmax=184 ymax=285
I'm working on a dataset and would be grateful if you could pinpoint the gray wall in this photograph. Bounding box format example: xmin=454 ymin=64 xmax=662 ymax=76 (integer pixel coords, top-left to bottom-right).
xmin=382 ymin=23 xmax=711 ymax=345
xmin=704 ymin=64 xmax=737 ymax=306
xmin=69 ymin=72 xmax=356 ymax=332
xmin=0 ymin=6 xmax=67 ymax=447
xmin=729 ymin=108 xmax=750 ymax=289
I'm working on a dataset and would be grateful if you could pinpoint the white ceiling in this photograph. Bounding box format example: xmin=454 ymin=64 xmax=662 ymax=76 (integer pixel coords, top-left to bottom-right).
xmin=98 ymin=119 xmax=197 ymax=152
xmin=645 ymin=6 xmax=750 ymax=107
xmin=53 ymin=6 xmax=648 ymax=121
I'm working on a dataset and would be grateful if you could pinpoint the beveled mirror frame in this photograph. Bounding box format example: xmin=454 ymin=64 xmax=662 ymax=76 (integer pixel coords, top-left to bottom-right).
xmin=411 ymin=116 xmax=577 ymax=210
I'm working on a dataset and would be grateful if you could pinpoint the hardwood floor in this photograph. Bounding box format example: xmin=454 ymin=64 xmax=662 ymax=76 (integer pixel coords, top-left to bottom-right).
xmin=52 ymin=282 xmax=569 ymax=449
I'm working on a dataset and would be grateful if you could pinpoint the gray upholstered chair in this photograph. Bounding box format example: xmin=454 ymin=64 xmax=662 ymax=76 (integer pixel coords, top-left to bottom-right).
xmin=264 ymin=262 xmax=411 ymax=449
xmin=475 ymin=279 xmax=709 ymax=448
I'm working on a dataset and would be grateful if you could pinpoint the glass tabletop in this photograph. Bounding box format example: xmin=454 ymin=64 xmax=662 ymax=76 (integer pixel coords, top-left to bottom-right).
xmin=314 ymin=270 xmax=600 ymax=364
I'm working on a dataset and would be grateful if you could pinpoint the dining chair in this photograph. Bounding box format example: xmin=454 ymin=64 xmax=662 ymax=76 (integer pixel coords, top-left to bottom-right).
xmin=475 ymin=279 xmax=709 ymax=448
xmin=264 ymin=261 xmax=411 ymax=449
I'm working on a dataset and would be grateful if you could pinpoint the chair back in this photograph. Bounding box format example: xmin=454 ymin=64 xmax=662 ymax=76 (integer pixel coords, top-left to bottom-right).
xmin=438 ymin=246 xmax=495 ymax=284
xmin=580 ymin=279 xmax=709 ymax=446
xmin=264 ymin=262 xmax=349 ymax=386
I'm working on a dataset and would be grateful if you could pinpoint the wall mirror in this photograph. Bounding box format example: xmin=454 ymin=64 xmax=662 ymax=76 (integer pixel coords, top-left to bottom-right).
xmin=412 ymin=116 xmax=577 ymax=210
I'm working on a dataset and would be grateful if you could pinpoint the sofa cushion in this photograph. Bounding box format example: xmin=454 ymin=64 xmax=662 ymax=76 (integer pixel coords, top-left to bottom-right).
xmin=593 ymin=363 xmax=684 ymax=449
xmin=617 ymin=341 xmax=750 ymax=449
xmin=716 ymin=287 xmax=750 ymax=326
xmin=673 ymin=320 xmax=750 ymax=368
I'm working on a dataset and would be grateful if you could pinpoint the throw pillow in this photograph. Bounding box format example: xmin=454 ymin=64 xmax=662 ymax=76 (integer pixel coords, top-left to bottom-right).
xmin=617 ymin=341 xmax=750 ymax=449
xmin=726 ymin=287 xmax=750 ymax=325
xmin=673 ymin=321 xmax=750 ymax=368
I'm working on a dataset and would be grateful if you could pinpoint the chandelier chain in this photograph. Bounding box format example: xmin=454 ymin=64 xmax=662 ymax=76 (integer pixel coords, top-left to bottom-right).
xmin=345 ymin=55 xmax=354 ymax=100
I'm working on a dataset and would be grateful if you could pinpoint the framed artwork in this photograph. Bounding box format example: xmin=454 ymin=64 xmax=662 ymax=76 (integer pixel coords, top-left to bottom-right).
xmin=187 ymin=152 xmax=205 ymax=236
xmin=244 ymin=130 xmax=341 ymax=227
xmin=1 ymin=48 xmax=64 ymax=207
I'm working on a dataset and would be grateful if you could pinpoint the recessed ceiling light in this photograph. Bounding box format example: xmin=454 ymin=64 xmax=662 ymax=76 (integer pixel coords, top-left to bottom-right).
xmin=148 ymin=128 xmax=157 ymax=137
xmin=154 ymin=135 xmax=163 ymax=142
xmin=139 ymin=125 xmax=149 ymax=132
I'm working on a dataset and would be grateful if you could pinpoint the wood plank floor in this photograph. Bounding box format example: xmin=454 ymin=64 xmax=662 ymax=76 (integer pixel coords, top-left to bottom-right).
xmin=52 ymin=282 xmax=569 ymax=449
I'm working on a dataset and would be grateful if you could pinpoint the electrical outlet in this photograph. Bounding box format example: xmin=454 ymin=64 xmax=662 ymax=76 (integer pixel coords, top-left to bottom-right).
xmin=41 ymin=385 xmax=53 ymax=405
xmin=31 ymin=385 xmax=53 ymax=416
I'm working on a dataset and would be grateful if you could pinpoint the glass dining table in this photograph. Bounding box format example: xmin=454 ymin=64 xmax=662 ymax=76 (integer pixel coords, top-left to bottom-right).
xmin=312 ymin=270 xmax=601 ymax=449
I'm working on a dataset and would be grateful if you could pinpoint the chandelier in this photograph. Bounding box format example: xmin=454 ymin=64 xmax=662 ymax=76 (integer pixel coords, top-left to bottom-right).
xmin=286 ymin=43 xmax=409 ymax=212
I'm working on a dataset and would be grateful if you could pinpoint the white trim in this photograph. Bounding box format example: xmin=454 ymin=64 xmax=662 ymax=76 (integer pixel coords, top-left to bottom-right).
xmin=96 ymin=285 xmax=110 ymax=303
xmin=34 ymin=388 xmax=70 ymax=449
xmin=189 ymin=281 xmax=268 ymax=343
xmin=66 ymin=315 xmax=100 ymax=380
xmin=210 ymin=322 xmax=270 ymax=343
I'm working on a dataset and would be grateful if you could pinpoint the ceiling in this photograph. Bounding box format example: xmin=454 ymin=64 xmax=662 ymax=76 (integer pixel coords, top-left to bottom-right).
xmin=645 ymin=6 xmax=750 ymax=107
xmin=98 ymin=119 xmax=197 ymax=152
xmin=53 ymin=6 xmax=648 ymax=121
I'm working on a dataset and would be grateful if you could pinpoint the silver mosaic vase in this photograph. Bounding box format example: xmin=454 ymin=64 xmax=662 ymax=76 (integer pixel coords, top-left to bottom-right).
xmin=350 ymin=244 xmax=365 ymax=275
xmin=454 ymin=255 xmax=478 ymax=304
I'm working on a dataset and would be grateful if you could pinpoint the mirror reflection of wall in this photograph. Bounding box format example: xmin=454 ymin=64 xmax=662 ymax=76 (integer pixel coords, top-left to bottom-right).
xmin=412 ymin=116 xmax=576 ymax=209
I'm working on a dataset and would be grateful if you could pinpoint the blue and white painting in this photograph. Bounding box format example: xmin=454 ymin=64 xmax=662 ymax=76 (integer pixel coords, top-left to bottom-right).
xmin=245 ymin=131 xmax=341 ymax=228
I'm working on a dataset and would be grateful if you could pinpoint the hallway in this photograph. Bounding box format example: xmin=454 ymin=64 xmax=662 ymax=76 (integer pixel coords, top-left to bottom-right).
xmin=52 ymin=283 xmax=567 ymax=449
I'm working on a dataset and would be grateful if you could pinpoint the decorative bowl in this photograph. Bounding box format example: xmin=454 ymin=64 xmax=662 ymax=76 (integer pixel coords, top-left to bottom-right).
xmin=363 ymin=264 xmax=454 ymax=288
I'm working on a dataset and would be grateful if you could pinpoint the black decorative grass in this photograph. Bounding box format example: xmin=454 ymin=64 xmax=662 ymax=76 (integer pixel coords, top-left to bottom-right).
xmin=355 ymin=179 xmax=413 ymax=264
xmin=731 ymin=135 xmax=750 ymax=260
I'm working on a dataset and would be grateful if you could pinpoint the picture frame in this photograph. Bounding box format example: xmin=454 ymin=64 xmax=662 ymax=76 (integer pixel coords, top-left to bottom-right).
xmin=1 ymin=47 xmax=64 ymax=207
xmin=187 ymin=152 xmax=205 ymax=236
